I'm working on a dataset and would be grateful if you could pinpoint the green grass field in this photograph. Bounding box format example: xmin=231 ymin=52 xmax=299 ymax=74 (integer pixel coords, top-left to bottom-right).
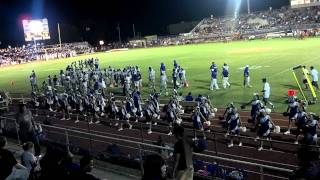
xmin=1 ymin=38 xmax=320 ymax=112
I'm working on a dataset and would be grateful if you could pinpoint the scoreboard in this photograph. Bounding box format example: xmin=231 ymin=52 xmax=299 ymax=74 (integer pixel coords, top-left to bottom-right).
xmin=22 ymin=18 xmax=50 ymax=41
xmin=291 ymin=0 xmax=320 ymax=6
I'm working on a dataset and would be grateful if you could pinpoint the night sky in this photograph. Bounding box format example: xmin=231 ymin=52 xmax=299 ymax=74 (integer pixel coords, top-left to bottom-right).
xmin=0 ymin=0 xmax=290 ymax=46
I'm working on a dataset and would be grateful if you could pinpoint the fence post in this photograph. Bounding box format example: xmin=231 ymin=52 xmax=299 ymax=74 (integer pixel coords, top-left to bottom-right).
xmin=214 ymin=132 xmax=218 ymax=155
xmin=260 ymin=166 xmax=264 ymax=180
xmin=138 ymin=144 xmax=144 ymax=176
xmin=65 ymin=130 xmax=70 ymax=152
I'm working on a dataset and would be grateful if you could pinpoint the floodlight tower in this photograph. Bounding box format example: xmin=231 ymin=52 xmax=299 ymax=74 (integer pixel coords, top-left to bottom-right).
xmin=247 ymin=0 xmax=251 ymax=14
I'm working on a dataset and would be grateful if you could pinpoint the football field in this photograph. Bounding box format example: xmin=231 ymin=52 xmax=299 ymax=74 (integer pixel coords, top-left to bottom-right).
xmin=1 ymin=38 xmax=320 ymax=112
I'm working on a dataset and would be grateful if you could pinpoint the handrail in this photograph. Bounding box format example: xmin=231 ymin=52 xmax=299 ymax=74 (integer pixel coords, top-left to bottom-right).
xmin=0 ymin=116 xmax=294 ymax=175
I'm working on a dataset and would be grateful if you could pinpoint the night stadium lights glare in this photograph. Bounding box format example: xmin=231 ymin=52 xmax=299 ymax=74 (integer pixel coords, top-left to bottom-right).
xmin=234 ymin=0 xmax=242 ymax=19
xmin=29 ymin=20 xmax=43 ymax=33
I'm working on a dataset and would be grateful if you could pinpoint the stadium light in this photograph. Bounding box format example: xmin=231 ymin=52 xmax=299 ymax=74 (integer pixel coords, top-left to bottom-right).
xmin=234 ymin=0 xmax=242 ymax=19
xmin=29 ymin=20 xmax=43 ymax=33
xmin=99 ymin=40 xmax=104 ymax=45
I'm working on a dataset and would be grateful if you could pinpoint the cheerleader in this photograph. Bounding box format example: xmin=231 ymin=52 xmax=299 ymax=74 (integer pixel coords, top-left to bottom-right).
xmin=118 ymin=101 xmax=133 ymax=131
xmin=96 ymin=92 xmax=106 ymax=117
xmin=294 ymin=107 xmax=307 ymax=144
xmin=59 ymin=93 xmax=71 ymax=121
xmin=192 ymin=106 xmax=207 ymax=140
xmin=106 ymin=96 xmax=119 ymax=126
xmin=45 ymin=95 xmax=54 ymax=113
xmin=144 ymin=101 xmax=157 ymax=134
xmin=165 ymin=99 xmax=181 ymax=136
xmin=149 ymin=93 xmax=161 ymax=123
xmin=255 ymin=109 xmax=275 ymax=151
xmin=225 ymin=108 xmax=243 ymax=147
xmin=302 ymin=113 xmax=319 ymax=145
xmin=132 ymin=89 xmax=143 ymax=118
xmin=284 ymin=96 xmax=299 ymax=135
xmin=124 ymin=96 xmax=137 ymax=122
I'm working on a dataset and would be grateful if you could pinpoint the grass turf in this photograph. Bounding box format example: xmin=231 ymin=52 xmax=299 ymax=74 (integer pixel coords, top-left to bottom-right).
xmin=1 ymin=38 xmax=320 ymax=112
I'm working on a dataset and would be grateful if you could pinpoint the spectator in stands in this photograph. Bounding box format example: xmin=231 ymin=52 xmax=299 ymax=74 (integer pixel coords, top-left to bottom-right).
xmin=73 ymin=155 xmax=100 ymax=180
xmin=172 ymin=125 xmax=193 ymax=180
xmin=185 ymin=92 xmax=193 ymax=101
xmin=61 ymin=151 xmax=80 ymax=177
xmin=0 ymin=136 xmax=27 ymax=180
xmin=142 ymin=154 xmax=167 ymax=180
xmin=40 ymin=145 xmax=67 ymax=179
xmin=293 ymin=146 xmax=320 ymax=179
xmin=15 ymin=102 xmax=41 ymax=156
xmin=21 ymin=142 xmax=37 ymax=174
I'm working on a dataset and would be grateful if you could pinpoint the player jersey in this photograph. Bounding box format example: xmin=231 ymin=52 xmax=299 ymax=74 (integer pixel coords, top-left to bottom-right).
xmin=229 ymin=113 xmax=240 ymax=131
xmin=222 ymin=68 xmax=229 ymax=77
xmin=211 ymin=71 xmax=217 ymax=79
xmin=244 ymin=67 xmax=249 ymax=77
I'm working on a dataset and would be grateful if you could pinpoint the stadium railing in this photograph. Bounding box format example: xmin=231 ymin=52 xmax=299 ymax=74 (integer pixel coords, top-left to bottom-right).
xmin=4 ymin=96 xmax=320 ymax=150
xmin=0 ymin=115 xmax=294 ymax=179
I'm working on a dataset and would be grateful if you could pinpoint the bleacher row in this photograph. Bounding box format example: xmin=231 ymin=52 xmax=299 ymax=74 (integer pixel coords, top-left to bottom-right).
xmin=191 ymin=5 xmax=320 ymax=37
xmin=2 ymin=96 xmax=319 ymax=179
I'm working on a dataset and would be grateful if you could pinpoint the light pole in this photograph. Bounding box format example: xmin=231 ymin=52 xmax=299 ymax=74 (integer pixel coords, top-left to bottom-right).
xmin=247 ymin=0 xmax=251 ymax=14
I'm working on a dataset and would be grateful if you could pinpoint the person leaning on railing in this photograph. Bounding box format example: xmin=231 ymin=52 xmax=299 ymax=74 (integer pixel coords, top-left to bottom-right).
xmin=15 ymin=101 xmax=41 ymax=156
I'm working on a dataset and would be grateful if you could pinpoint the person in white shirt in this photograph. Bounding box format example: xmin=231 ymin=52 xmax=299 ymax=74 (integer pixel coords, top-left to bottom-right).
xmin=262 ymin=78 xmax=274 ymax=109
xmin=148 ymin=67 xmax=156 ymax=90
xmin=310 ymin=66 xmax=319 ymax=91
xmin=160 ymin=72 xmax=168 ymax=96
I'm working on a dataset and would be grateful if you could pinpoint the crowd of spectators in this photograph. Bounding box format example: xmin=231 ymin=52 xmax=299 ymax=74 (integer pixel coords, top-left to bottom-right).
xmin=0 ymin=42 xmax=94 ymax=67
xmin=0 ymin=136 xmax=101 ymax=180
xmin=193 ymin=5 xmax=320 ymax=36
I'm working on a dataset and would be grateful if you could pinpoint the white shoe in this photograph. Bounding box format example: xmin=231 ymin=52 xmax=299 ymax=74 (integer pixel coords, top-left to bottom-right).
xmin=294 ymin=141 xmax=298 ymax=144
xmin=284 ymin=130 xmax=290 ymax=135
xmin=101 ymin=113 xmax=105 ymax=116
xmin=115 ymin=123 xmax=119 ymax=126
xmin=74 ymin=120 xmax=79 ymax=123
xmin=95 ymin=120 xmax=100 ymax=124
xmin=66 ymin=118 xmax=70 ymax=121
xmin=147 ymin=130 xmax=152 ymax=134
xmin=49 ymin=108 xmax=53 ymax=112
xmin=238 ymin=142 xmax=242 ymax=147
xmin=227 ymin=143 xmax=234 ymax=148
xmin=60 ymin=118 xmax=66 ymax=121
xmin=89 ymin=121 xmax=93 ymax=124
xmin=258 ymin=147 xmax=263 ymax=151
xmin=129 ymin=125 xmax=133 ymax=129
xmin=135 ymin=119 xmax=138 ymax=122
xmin=167 ymin=132 xmax=173 ymax=136
xmin=269 ymin=147 xmax=273 ymax=151
xmin=205 ymin=129 xmax=211 ymax=133
xmin=118 ymin=128 xmax=123 ymax=131
xmin=146 ymin=122 xmax=150 ymax=125
xmin=153 ymin=122 xmax=157 ymax=125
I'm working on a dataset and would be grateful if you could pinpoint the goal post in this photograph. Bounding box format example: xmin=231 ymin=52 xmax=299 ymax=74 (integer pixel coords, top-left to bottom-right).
xmin=292 ymin=65 xmax=317 ymax=103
